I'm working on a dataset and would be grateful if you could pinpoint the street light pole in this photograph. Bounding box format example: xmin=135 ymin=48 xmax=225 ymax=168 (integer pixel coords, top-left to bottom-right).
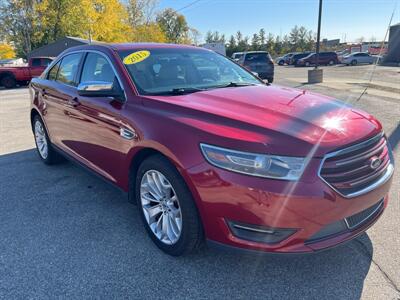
xmin=315 ymin=0 xmax=323 ymax=69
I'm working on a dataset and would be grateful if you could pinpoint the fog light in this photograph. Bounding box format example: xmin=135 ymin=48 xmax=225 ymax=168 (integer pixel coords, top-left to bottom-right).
xmin=227 ymin=220 xmax=297 ymax=244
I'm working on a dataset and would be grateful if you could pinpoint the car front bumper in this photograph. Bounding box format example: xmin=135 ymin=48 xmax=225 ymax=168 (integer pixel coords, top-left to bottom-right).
xmin=186 ymin=159 xmax=393 ymax=254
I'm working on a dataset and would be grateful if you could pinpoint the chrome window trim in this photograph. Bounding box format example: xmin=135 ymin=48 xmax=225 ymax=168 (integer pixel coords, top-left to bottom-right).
xmin=44 ymin=49 xmax=127 ymax=101
xmin=318 ymin=132 xmax=394 ymax=198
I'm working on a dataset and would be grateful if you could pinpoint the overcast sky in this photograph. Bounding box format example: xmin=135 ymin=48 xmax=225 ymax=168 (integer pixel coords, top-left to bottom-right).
xmin=159 ymin=0 xmax=399 ymax=43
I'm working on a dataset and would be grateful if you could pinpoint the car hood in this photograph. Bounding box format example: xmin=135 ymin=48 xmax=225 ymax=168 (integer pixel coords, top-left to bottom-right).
xmin=142 ymin=85 xmax=382 ymax=157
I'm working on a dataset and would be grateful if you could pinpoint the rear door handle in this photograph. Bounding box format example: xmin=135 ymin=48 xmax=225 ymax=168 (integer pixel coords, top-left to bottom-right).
xmin=68 ymin=97 xmax=80 ymax=107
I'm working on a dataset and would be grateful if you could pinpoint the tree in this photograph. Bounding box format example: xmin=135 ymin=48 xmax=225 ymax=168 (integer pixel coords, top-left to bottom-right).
xmin=126 ymin=0 xmax=159 ymax=27
xmin=131 ymin=23 xmax=166 ymax=43
xmin=156 ymin=8 xmax=190 ymax=43
xmin=251 ymin=33 xmax=259 ymax=50
xmin=0 ymin=0 xmax=38 ymax=56
xmin=0 ymin=43 xmax=16 ymax=59
xmin=266 ymin=33 xmax=274 ymax=54
xmin=259 ymin=28 xmax=266 ymax=49
xmin=289 ymin=25 xmax=300 ymax=51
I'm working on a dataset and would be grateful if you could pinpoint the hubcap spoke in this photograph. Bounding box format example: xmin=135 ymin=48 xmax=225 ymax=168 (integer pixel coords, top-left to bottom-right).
xmin=140 ymin=170 xmax=182 ymax=245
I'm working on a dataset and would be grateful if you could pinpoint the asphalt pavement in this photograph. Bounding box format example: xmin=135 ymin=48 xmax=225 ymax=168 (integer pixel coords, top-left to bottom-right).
xmin=0 ymin=65 xmax=399 ymax=299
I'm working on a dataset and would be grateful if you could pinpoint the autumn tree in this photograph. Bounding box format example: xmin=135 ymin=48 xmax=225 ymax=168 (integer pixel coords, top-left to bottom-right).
xmin=0 ymin=43 xmax=16 ymax=59
xmin=156 ymin=8 xmax=190 ymax=44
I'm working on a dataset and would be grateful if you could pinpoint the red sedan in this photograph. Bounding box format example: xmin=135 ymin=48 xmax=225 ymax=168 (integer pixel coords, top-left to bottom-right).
xmin=29 ymin=43 xmax=394 ymax=256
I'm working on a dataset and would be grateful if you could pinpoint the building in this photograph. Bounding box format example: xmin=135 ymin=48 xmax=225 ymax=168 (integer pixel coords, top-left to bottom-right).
xmin=322 ymin=38 xmax=340 ymax=47
xmin=27 ymin=36 xmax=93 ymax=59
xmin=385 ymin=23 xmax=400 ymax=63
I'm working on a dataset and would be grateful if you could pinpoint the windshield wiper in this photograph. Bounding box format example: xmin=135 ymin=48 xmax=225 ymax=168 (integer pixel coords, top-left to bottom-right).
xmin=212 ymin=82 xmax=258 ymax=89
xmin=150 ymin=87 xmax=205 ymax=96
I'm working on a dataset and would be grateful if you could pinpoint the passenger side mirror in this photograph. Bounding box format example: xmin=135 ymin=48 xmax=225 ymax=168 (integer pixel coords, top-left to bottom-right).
xmin=77 ymin=81 xmax=125 ymax=101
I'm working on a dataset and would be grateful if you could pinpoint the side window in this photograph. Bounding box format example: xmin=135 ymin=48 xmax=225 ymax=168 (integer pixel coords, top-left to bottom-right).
xmin=56 ymin=53 xmax=83 ymax=86
xmin=41 ymin=58 xmax=53 ymax=67
xmin=47 ymin=61 xmax=61 ymax=81
xmin=31 ymin=58 xmax=41 ymax=67
xmin=80 ymin=53 xmax=116 ymax=83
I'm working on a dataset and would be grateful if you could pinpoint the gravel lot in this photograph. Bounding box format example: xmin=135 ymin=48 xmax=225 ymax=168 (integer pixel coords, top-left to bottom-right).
xmin=0 ymin=65 xmax=399 ymax=299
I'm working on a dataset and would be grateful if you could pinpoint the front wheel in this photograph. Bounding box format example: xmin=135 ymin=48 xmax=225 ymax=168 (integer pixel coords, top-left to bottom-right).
xmin=135 ymin=155 xmax=203 ymax=256
xmin=305 ymin=62 xmax=310 ymax=67
xmin=33 ymin=115 xmax=64 ymax=164
xmin=267 ymin=77 xmax=274 ymax=84
xmin=351 ymin=60 xmax=358 ymax=66
xmin=328 ymin=60 xmax=335 ymax=65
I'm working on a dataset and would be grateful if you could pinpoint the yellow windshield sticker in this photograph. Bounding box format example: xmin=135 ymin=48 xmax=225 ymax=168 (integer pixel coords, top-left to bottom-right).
xmin=123 ymin=50 xmax=150 ymax=65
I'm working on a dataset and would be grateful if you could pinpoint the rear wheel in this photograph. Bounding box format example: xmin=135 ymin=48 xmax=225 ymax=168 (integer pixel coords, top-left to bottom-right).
xmin=351 ymin=59 xmax=358 ymax=66
xmin=305 ymin=61 xmax=310 ymax=67
xmin=328 ymin=60 xmax=335 ymax=65
xmin=1 ymin=75 xmax=16 ymax=89
xmin=278 ymin=60 xmax=284 ymax=66
xmin=267 ymin=77 xmax=274 ymax=84
xmin=33 ymin=115 xmax=64 ymax=164
xmin=135 ymin=155 xmax=203 ymax=256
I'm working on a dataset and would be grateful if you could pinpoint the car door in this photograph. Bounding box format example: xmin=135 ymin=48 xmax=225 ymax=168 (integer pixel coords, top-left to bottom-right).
xmin=41 ymin=53 xmax=84 ymax=148
xmin=62 ymin=51 xmax=128 ymax=184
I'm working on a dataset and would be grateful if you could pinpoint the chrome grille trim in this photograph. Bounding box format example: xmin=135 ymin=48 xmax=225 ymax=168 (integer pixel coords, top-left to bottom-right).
xmin=318 ymin=133 xmax=394 ymax=198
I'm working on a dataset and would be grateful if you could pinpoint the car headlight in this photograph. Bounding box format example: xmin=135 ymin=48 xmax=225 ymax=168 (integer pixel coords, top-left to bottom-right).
xmin=200 ymin=144 xmax=306 ymax=180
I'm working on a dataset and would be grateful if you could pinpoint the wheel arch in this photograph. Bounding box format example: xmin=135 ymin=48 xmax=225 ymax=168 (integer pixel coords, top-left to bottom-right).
xmin=127 ymin=146 xmax=206 ymax=222
xmin=0 ymin=71 xmax=16 ymax=82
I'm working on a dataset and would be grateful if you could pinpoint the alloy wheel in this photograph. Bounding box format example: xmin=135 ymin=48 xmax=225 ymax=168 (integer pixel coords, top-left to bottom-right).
xmin=140 ymin=170 xmax=182 ymax=245
xmin=34 ymin=120 xmax=48 ymax=159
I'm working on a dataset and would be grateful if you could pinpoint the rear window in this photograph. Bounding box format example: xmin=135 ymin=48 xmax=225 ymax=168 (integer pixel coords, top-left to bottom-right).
xmin=245 ymin=53 xmax=270 ymax=62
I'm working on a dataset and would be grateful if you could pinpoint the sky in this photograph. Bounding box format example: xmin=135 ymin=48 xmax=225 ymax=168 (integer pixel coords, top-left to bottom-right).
xmin=159 ymin=0 xmax=400 ymax=43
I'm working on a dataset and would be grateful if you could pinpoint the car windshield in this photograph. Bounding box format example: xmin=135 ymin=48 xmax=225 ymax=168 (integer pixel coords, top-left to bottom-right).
xmin=119 ymin=48 xmax=262 ymax=95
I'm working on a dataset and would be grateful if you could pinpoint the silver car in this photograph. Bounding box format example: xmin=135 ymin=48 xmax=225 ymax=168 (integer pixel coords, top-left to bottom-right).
xmin=341 ymin=52 xmax=375 ymax=65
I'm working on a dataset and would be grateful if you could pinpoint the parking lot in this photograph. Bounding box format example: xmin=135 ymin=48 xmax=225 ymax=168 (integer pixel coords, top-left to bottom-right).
xmin=0 ymin=64 xmax=399 ymax=299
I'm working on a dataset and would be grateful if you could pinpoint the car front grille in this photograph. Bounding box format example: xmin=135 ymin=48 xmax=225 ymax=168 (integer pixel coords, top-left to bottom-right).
xmin=319 ymin=133 xmax=393 ymax=197
xmin=345 ymin=199 xmax=384 ymax=229
xmin=306 ymin=199 xmax=384 ymax=244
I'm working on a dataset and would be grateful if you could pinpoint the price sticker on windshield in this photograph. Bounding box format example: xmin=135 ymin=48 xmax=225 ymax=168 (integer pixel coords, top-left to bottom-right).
xmin=123 ymin=50 xmax=150 ymax=65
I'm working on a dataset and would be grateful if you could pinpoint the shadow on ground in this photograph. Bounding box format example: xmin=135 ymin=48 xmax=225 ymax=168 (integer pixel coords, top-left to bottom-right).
xmin=0 ymin=149 xmax=373 ymax=299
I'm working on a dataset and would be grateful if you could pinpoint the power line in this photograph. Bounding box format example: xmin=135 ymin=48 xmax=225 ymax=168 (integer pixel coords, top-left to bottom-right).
xmin=175 ymin=0 xmax=203 ymax=12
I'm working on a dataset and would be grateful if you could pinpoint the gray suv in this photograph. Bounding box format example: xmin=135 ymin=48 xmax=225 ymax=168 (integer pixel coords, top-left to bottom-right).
xmin=238 ymin=51 xmax=274 ymax=83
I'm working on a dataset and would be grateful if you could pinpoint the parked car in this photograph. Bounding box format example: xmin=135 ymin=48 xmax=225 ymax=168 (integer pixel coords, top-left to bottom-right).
xmin=288 ymin=52 xmax=313 ymax=65
xmin=0 ymin=57 xmax=53 ymax=88
xmin=296 ymin=52 xmax=339 ymax=67
xmin=30 ymin=43 xmax=394 ymax=256
xmin=341 ymin=52 xmax=375 ymax=65
xmin=238 ymin=51 xmax=274 ymax=83
xmin=275 ymin=53 xmax=295 ymax=65
xmin=231 ymin=52 xmax=244 ymax=61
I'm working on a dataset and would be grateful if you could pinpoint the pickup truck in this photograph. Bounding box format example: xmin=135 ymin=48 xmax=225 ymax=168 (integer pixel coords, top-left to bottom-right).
xmin=0 ymin=57 xmax=53 ymax=89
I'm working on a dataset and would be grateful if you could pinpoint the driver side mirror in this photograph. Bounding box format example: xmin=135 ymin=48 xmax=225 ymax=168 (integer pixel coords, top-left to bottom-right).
xmin=77 ymin=81 xmax=125 ymax=101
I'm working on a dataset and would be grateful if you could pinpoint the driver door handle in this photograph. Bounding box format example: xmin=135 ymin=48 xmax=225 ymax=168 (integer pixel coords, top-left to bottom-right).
xmin=68 ymin=97 xmax=80 ymax=107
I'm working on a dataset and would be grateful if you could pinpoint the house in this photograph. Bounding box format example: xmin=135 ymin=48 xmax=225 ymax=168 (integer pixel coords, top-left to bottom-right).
xmin=27 ymin=36 xmax=93 ymax=59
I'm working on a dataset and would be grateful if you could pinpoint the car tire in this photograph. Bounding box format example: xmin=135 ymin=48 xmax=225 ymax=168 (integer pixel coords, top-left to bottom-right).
xmin=328 ymin=60 xmax=335 ymax=65
xmin=351 ymin=60 xmax=357 ymax=66
xmin=267 ymin=77 xmax=274 ymax=84
xmin=305 ymin=62 xmax=310 ymax=67
xmin=1 ymin=75 xmax=16 ymax=89
xmin=135 ymin=154 xmax=203 ymax=256
xmin=278 ymin=60 xmax=284 ymax=66
xmin=32 ymin=115 xmax=64 ymax=165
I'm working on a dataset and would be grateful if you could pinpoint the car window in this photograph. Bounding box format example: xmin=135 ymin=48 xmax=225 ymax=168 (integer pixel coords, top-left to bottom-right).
xmin=56 ymin=53 xmax=83 ymax=86
xmin=31 ymin=58 xmax=41 ymax=67
xmin=119 ymin=48 xmax=261 ymax=95
xmin=48 ymin=61 xmax=61 ymax=81
xmin=245 ymin=53 xmax=268 ymax=62
xmin=41 ymin=58 xmax=53 ymax=67
xmin=80 ymin=53 xmax=116 ymax=83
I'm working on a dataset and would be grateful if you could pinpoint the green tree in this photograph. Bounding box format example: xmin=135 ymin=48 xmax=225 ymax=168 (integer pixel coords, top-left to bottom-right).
xmin=259 ymin=28 xmax=266 ymax=48
xmin=266 ymin=33 xmax=274 ymax=54
xmin=156 ymin=8 xmax=190 ymax=43
xmin=251 ymin=33 xmax=259 ymax=50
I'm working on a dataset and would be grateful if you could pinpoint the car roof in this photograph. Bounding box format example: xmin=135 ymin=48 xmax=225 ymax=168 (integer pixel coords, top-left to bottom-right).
xmin=62 ymin=43 xmax=210 ymax=56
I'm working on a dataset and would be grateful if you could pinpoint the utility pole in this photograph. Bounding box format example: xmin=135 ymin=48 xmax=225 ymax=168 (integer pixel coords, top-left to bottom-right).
xmin=308 ymin=0 xmax=323 ymax=83
xmin=315 ymin=0 xmax=323 ymax=69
